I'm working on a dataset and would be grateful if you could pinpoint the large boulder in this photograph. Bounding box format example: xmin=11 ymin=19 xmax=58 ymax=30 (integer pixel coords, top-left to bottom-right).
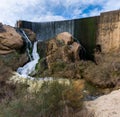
xmin=0 ymin=23 xmax=23 ymax=54
xmin=45 ymin=32 xmax=81 ymax=69
xmin=56 ymin=32 xmax=73 ymax=45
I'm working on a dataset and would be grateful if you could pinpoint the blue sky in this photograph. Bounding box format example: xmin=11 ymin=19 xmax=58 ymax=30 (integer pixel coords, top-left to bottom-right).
xmin=0 ymin=0 xmax=120 ymax=26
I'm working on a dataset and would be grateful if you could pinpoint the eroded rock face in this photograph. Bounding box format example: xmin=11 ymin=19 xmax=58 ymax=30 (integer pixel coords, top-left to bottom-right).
xmin=0 ymin=24 xmax=23 ymax=54
xmin=36 ymin=32 xmax=81 ymax=78
xmin=46 ymin=32 xmax=80 ymax=69
xmin=56 ymin=32 xmax=74 ymax=45
xmin=0 ymin=23 xmax=29 ymax=80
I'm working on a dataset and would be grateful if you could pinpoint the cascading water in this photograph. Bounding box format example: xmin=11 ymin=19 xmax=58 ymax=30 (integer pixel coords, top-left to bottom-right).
xmin=17 ymin=41 xmax=39 ymax=77
xmin=17 ymin=29 xmax=40 ymax=78
xmin=20 ymin=29 xmax=32 ymax=48
xmin=20 ymin=29 xmax=33 ymax=61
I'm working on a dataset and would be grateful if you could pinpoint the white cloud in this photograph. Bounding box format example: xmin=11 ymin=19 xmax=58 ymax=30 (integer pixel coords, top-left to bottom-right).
xmin=32 ymin=15 xmax=65 ymax=22
xmin=0 ymin=0 xmax=120 ymax=26
xmin=103 ymin=0 xmax=120 ymax=11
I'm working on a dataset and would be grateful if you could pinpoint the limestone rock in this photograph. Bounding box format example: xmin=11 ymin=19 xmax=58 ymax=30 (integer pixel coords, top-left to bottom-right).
xmin=56 ymin=32 xmax=73 ymax=45
xmin=0 ymin=24 xmax=23 ymax=54
xmin=77 ymin=89 xmax=120 ymax=117
xmin=38 ymin=32 xmax=80 ymax=69
xmin=37 ymin=32 xmax=81 ymax=78
xmin=71 ymin=42 xmax=81 ymax=61
xmin=0 ymin=23 xmax=29 ymax=79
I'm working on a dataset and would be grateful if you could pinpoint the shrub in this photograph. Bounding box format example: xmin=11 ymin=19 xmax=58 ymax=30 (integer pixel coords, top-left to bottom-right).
xmin=0 ymin=80 xmax=84 ymax=117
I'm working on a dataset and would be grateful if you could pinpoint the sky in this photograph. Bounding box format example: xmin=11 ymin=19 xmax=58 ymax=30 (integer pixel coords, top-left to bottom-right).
xmin=0 ymin=0 xmax=120 ymax=26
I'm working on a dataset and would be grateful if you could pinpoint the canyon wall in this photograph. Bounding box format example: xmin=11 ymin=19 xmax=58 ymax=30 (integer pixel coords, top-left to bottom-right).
xmin=16 ymin=10 xmax=120 ymax=57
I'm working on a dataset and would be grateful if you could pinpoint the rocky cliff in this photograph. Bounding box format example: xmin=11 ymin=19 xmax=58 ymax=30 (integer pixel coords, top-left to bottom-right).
xmin=0 ymin=23 xmax=23 ymax=54
xmin=0 ymin=23 xmax=36 ymax=81
xmin=35 ymin=32 xmax=82 ymax=79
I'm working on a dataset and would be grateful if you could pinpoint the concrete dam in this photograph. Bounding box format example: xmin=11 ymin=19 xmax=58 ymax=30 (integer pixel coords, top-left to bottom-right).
xmin=16 ymin=10 xmax=120 ymax=59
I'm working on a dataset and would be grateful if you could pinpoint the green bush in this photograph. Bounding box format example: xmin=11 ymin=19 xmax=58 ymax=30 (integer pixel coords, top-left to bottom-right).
xmin=0 ymin=80 xmax=83 ymax=117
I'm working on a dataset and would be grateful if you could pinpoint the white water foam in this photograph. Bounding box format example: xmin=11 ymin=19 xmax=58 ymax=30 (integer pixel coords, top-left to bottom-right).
xmin=17 ymin=41 xmax=40 ymax=78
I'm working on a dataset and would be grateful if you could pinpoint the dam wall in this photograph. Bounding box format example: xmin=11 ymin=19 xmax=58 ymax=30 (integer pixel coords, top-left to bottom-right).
xmin=74 ymin=17 xmax=99 ymax=59
xmin=16 ymin=20 xmax=74 ymax=40
xmin=16 ymin=10 xmax=120 ymax=58
xmin=16 ymin=17 xmax=98 ymax=59
xmin=97 ymin=10 xmax=120 ymax=53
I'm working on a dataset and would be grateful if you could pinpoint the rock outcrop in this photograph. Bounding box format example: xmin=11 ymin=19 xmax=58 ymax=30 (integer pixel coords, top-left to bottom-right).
xmin=84 ymin=50 xmax=120 ymax=89
xmin=36 ymin=32 xmax=82 ymax=78
xmin=46 ymin=32 xmax=80 ymax=68
xmin=0 ymin=23 xmax=23 ymax=54
xmin=56 ymin=32 xmax=74 ymax=45
xmin=23 ymin=29 xmax=36 ymax=43
xmin=77 ymin=89 xmax=120 ymax=117
xmin=0 ymin=23 xmax=32 ymax=80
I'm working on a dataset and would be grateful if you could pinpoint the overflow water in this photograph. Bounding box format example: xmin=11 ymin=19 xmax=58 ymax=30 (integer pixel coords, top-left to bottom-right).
xmin=20 ymin=29 xmax=33 ymax=61
xmin=17 ymin=29 xmax=40 ymax=78
xmin=20 ymin=29 xmax=32 ymax=48
xmin=17 ymin=41 xmax=39 ymax=77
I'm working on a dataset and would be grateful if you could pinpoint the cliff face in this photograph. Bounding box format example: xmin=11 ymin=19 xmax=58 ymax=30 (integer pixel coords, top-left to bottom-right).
xmin=0 ymin=24 xmax=37 ymax=81
xmin=0 ymin=24 xmax=23 ymax=54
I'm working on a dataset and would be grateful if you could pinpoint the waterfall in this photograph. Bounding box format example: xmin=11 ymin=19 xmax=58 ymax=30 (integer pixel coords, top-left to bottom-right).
xmin=31 ymin=20 xmax=74 ymax=40
xmin=20 ymin=29 xmax=32 ymax=60
xmin=17 ymin=41 xmax=39 ymax=77
xmin=20 ymin=29 xmax=32 ymax=48
xmin=17 ymin=29 xmax=40 ymax=78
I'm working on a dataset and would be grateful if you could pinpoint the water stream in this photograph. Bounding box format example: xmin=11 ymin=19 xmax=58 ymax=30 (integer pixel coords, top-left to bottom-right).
xmin=17 ymin=41 xmax=39 ymax=77
xmin=17 ymin=29 xmax=40 ymax=78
